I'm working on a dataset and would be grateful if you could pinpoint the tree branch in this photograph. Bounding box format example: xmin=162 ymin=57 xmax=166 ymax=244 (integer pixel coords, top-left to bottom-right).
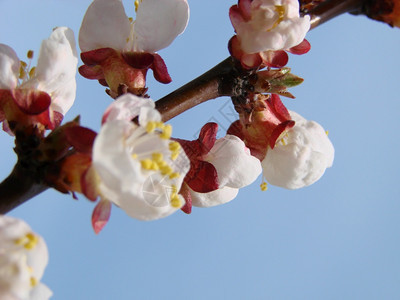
xmin=0 ymin=163 xmax=47 ymax=214
xmin=307 ymin=0 xmax=364 ymax=29
xmin=156 ymin=57 xmax=241 ymax=122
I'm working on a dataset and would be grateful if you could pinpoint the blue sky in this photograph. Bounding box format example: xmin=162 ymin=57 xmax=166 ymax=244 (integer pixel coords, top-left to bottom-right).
xmin=1 ymin=1 xmax=400 ymax=299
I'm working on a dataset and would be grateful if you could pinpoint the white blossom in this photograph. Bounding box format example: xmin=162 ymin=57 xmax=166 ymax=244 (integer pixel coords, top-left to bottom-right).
xmin=230 ymin=0 xmax=310 ymax=53
xmin=0 ymin=215 xmax=51 ymax=300
xmin=79 ymin=0 xmax=189 ymax=53
xmin=92 ymin=95 xmax=190 ymax=220
xmin=191 ymin=135 xmax=262 ymax=207
xmin=0 ymin=27 xmax=78 ymax=116
xmin=262 ymin=111 xmax=334 ymax=189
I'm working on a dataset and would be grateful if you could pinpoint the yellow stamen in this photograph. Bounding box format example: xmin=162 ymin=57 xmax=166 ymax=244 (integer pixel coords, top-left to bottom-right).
xmin=169 ymin=141 xmax=181 ymax=152
xmin=160 ymin=124 xmax=172 ymax=140
xmin=171 ymin=152 xmax=179 ymax=161
xmin=169 ymin=172 xmax=180 ymax=179
xmin=15 ymin=232 xmax=39 ymax=250
xmin=152 ymin=152 xmax=163 ymax=163
xmin=160 ymin=165 xmax=173 ymax=176
xmin=268 ymin=5 xmax=286 ymax=32
xmin=169 ymin=141 xmax=181 ymax=160
xmin=260 ymin=182 xmax=268 ymax=191
xmin=19 ymin=68 xmax=26 ymax=80
xmin=170 ymin=193 xmax=181 ymax=208
xmin=140 ymin=159 xmax=153 ymax=170
xmin=30 ymin=277 xmax=38 ymax=287
xmin=29 ymin=66 xmax=36 ymax=78
xmin=134 ymin=0 xmax=140 ymax=12
xmin=155 ymin=121 xmax=164 ymax=129
xmin=27 ymin=50 xmax=34 ymax=59
xmin=146 ymin=121 xmax=157 ymax=133
xmin=325 ymin=130 xmax=329 ymax=136
xmin=131 ymin=153 xmax=138 ymax=159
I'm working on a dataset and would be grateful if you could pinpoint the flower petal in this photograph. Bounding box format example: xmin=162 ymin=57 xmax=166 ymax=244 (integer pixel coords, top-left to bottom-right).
xmin=26 ymin=27 xmax=78 ymax=115
xmin=102 ymin=93 xmax=156 ymax=124
xmin=190 ymin=186 xmax=239 ymax=208
xmin=116 ymin=181 xmax=185 ymax=221
xmin=203 ymin=135 xmax=262 ymax=188
xmin=0 ymin=44 xmax=19 ymax=89
xmin=29 ymin=282 xmax=53 ymax=300
xmin=134 ymin=0 xmax=189 ymax=52
xmin=79 ymin=0 xmax=132 ymax=52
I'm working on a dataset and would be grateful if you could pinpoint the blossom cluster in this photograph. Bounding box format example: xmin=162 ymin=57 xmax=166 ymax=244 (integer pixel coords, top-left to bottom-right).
xmin=0 ymin=0 xmax=338 ymax=296
xmin=0 ymin=0 xmax=334 ymax=219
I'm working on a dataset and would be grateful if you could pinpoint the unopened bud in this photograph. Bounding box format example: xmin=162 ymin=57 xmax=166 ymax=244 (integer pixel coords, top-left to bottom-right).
xmin=254 ymin=68 xmax=304 ymax=99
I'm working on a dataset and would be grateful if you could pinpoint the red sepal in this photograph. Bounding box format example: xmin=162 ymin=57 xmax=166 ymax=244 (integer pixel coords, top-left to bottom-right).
xmin=122 ymin=52 xmax=154 ymax=69
xmin=92 ymin=199 xmax=112 ymax=234
xmin=198 ymin=122 xmax=218 ymax=155
xmin=260 ymin=50 xmax=289 ymax=68
xmin=269 ymin=120 xmax=295 ymax=149
xmin=80 ymin=48 xmax=115 ymax=66
xmin=186 ymin=161 xmax=219 ymax=193
xmin=78 ymin=65 xmax=104 ymax=80
xmin=287 ymin=39 xmax=311 ymax=55
xmin=12 ymin=89 xmax=51 ymax=115
xmin=53 ymin=111 xmax=64 ymax=128
xmin=229 ymin=5 xmax=245 ymax=30
xmin=270 ymin=94 xmax=291 ymax=121
xmin=238 ymin=0 xmax=252 ymax=21
xmin=151 ymin=54 xmax=172 ymax=84
xmin=180 ymin=183 xmax=192 ymax=214
xmin=64 ymin=126 xmax=97 ymax=154
xmin=227 ymin=120 xmax=244 ymax=140
xmin=228 ymin=36 xmax=262 ymax=69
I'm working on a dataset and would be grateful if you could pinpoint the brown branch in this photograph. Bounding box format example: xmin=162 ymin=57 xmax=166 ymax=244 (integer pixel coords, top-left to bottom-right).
xmin=307 ymin=0 xmax=364 ymax=29
xmin=0 ymin=163 xmax=47 ymax=214
xmin=156 ymin=57 xmax=240 ymax=122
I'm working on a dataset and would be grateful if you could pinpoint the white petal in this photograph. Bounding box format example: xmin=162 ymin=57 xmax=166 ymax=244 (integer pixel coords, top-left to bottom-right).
xmin=190 ymin=186 xmax=239 ymax=208
xmin=0 ymin=44 xmax=19 ymax=89
xmin=114 ymin=185 xmax=185 ymax=221
xmin=93 ymin=120 xmax=143 ymax=196
xmin=262 ymin=111 xmax=334 ymax=189
xmin=79 ymin=0 xmax=132 ymax=52
xmin=138 ymin=105 xmax=161 ymax=126
xmin=26 ymin=27 xmax=78 ymax=115
xmin=134 ymin=0 xmax=189 ymax=52
xmin=29 ymin=283 xmax=53 ymax=300
xmin=203 ymin=135 xmax=262 ymax=189
xmin=0 ymin=253 xmax=31 ymax=299
xmin=102 ymin=94 xmax=155 ymax=123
